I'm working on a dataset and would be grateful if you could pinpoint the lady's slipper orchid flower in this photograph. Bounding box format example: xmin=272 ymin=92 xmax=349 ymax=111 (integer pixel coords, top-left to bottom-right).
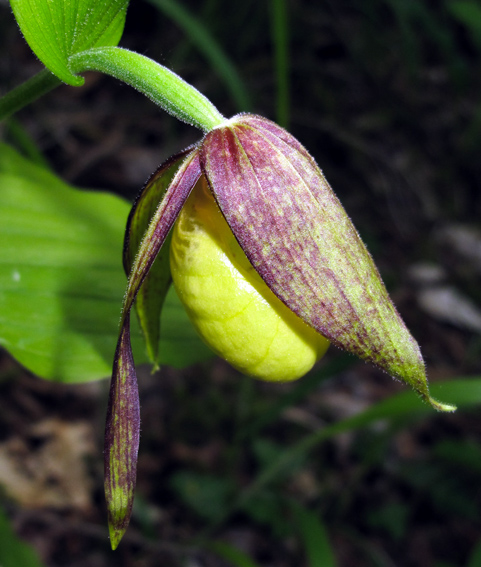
xmin=106 ymin=113 xmax=455 ymax=548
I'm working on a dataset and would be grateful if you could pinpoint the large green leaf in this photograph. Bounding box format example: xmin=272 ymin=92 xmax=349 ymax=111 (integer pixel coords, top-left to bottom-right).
xmin=0 ymin=143 xmax=211 ymax=382
xmin=10 ymin=0 xmax=129 ymax=85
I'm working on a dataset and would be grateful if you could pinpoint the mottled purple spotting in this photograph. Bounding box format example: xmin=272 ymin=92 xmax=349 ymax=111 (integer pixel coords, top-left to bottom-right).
xmin=201 ymin=115 xmax=424 ymax=382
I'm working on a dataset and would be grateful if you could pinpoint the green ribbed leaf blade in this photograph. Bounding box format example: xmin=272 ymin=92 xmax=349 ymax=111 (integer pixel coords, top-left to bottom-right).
xmin=10 ymin=0 xmax=129 ymax=85
xmin=0 ymin=143 xmax=211 ymax=382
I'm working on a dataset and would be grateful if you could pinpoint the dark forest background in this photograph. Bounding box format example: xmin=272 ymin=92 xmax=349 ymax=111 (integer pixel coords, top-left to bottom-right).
xmin=1 ymin=1 xmax=481 ymax=566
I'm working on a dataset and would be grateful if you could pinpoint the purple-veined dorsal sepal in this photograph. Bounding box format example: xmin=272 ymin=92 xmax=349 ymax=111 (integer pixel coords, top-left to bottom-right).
xmin=200 ymin=114 xmax=454 ymax=412
xmin=105 ymin=148 xmax=202 ymax=549
xmin=123 ymin=147 xmax=197 ymax=366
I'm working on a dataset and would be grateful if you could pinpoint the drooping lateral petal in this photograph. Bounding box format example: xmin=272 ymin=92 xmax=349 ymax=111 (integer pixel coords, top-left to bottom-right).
xmin=122 ymin=148 xmax=202 ymax=323
xmin=201 ymin=115 xmax=454 ymax=411
xmin=104 ymin=313 xmax=138 ymax=550
xmin=124 ymin=147 xmax=194 ymax=366
xmin=105 ymin=149 xmax=201 ymax=549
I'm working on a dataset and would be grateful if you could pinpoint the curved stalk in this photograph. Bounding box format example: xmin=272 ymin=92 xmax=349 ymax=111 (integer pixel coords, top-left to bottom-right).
xmin=69 ymin=46 xmax=225 ymax=132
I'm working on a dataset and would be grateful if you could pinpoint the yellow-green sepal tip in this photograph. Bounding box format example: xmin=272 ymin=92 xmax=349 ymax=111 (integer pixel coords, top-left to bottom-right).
xmin=108 ymin=522 xmax=124 ymax=551
xmin=426 ymin=395 xmax=457 ymax=413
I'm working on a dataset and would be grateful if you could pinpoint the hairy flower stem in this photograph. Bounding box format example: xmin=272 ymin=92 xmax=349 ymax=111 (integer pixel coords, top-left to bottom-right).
xmin=1 ymin=47 xmax=225 ymax=132
xmin=69 ymin=47 xmax=225 ymax=131
xmin=0 ymin=69 xmax=61 ymax=122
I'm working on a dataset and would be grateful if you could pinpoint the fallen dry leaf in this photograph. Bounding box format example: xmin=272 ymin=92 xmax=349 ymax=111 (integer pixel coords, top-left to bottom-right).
xmin=0 ymin=418 xmax=95 ymax=510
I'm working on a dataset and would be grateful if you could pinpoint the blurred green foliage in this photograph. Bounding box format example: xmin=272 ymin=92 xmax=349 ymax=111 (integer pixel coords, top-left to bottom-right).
xmin=0 ymin=506 xmax=46 ymax=567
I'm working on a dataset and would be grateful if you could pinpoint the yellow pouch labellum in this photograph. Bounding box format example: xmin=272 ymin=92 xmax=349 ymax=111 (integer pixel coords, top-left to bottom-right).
xmin=170 ymin=178 xmax=330 ymax=381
